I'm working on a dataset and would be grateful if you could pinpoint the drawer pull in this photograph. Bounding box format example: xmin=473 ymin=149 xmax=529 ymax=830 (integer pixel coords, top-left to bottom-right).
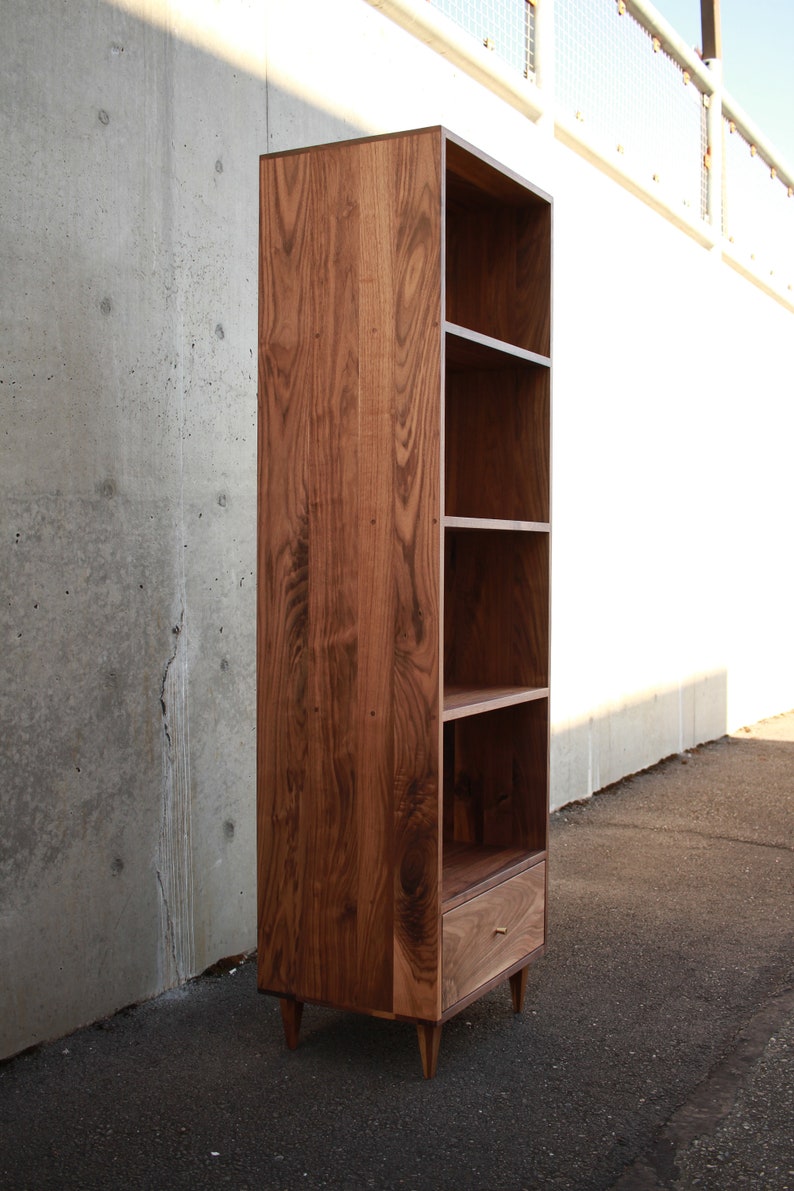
xmin=494 ymin=925 xmax=508 ymax=935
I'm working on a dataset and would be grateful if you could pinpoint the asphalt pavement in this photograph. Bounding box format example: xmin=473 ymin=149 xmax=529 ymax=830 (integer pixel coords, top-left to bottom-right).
xmin=1 ymin=712 xmax=792 ymax=1190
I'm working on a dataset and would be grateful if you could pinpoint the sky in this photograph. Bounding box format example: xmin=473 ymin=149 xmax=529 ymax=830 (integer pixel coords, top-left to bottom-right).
xmin=655 ymin=0 xmax=794 ymax=165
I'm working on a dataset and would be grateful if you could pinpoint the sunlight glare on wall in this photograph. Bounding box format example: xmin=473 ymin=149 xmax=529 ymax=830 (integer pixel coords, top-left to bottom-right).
xmin=103 ymin=0 xmax=267 ymax=78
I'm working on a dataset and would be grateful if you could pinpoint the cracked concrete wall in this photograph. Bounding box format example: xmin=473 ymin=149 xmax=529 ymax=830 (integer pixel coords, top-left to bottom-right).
xmin=1 ymin=0 xmax=264 ymax=1055
xmin=3 ymin=0 xmax=793 ymax=1059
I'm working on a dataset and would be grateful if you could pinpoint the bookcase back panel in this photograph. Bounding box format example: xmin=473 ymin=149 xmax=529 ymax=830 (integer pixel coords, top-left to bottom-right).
xmin=443 ymin=530 xmax=550 ymax=691
xmin=445 ymin=208 xmax=549 ymax=354
xmin=444 ymin=142 xmax=551 ymax=357
xmin=445 ymin=361 xmax=550 ymax=523
xmin=443 ymin=701 xmax=549 ymax=851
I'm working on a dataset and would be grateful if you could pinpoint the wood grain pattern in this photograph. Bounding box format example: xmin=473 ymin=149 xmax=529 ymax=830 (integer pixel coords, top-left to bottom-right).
xmin=445 ymin=359 xmax=550 ymax=524
xmin=443 ymin=684 xmax=548 ymax=720
xmin=353 ymin=138 xmax=398 ymax=1010
xmin=442 ymin=841 xmax=545 ymax=908
xmin=258 ymin=149 xmax=313 ymax=1000
xmin=446 ymin=206 xmax=551 ymax=355
xmin=444 ymin=530 xmax=549 ymax=691
xmin=258 ymin=128 xmax=442 ymax=1022
xmin=258 ymin=128 xmax=551 ymax=1055
xmin=442 ymin=864 xmax=545 ymax=1011
xmin=445 ymin=136 xmax=551 ymax=355
xmin=304 ymin=142 xmax=366 ymax=1008
xmin=483 ymin=701 xmax=549 ymax=850
xmin=389 ymin=131 xmax=443 ymax=1022
xmin=514 ymin=203 xmax=552 ymax=357
xmin=445 ymin=700 xmax=549 ymax=852
xmin=445 ymin=135 xmax=552 ymax=208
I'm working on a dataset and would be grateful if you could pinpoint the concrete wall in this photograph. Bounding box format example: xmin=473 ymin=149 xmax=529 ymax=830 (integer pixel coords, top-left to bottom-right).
xmin=2 ymin=0 xmax=792 ymax=1058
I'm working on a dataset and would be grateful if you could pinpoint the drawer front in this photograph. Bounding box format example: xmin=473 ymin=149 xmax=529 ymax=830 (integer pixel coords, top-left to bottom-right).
xmin=442 ymin=863 xmax=545 ymax=1011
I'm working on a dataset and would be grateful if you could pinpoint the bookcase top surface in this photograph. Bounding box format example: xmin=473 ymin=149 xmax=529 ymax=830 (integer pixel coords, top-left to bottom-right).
xmin=259 ymin=125 xmax=553 ymax=208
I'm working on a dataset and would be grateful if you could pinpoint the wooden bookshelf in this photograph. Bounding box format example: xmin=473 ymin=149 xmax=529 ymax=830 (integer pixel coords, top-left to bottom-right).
xmin=258 ymin=127 xmax=552 ymax=1078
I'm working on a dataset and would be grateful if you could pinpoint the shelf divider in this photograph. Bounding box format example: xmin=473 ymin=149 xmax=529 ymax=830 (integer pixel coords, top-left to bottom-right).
xmin=443 ymin=684 xmax=549 ymax=721
xmin=444 ymin=515 xmax=549 ymax=534
xmin=445 ymin=320 xmax=551 ymax=369
xmin=442 ymin=841 xmax=546 ymax=910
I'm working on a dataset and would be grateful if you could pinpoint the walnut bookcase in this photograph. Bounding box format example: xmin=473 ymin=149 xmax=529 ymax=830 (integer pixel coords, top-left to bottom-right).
xmin=257 ymin=126 xmax=551 ymax=1078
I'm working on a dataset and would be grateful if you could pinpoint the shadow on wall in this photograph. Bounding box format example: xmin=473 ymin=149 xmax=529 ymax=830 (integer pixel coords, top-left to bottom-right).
xmin=551 ymin=670 xmax=729 ymax=811
xmin=1 ymin=0 xmax=365 ymax=1062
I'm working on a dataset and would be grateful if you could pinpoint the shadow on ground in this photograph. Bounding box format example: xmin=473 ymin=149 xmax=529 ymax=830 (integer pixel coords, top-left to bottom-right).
xmin=1 ymin=716 xmax=792 ymax=1190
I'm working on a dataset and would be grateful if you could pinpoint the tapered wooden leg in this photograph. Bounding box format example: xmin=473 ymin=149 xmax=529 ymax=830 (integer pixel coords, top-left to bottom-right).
xmin=416 ymin=1023 xmax=443 ymax=1079
xmin=509 ymin=967 xmax=529 ymax=1014
xmin=280 ymin=998 xmax=304 ymax=1050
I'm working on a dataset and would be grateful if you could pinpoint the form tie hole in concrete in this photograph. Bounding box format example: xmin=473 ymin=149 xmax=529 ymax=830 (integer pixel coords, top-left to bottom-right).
xmin=100 ymin=297 xmax=112 ymax=316
xmin=223 ymin=820 xmax=235 ymax=840
xmin=98 ymin=109 xmax=110 ymax=125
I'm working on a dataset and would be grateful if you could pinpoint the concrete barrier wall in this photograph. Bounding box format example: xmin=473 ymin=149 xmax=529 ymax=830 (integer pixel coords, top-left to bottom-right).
xmin=2 ymin=0 xmax=792 ymax=1057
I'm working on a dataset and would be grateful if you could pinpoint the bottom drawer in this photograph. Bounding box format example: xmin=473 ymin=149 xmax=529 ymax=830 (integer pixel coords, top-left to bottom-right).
xmin=442 ymin=863 xmax=545 ymax=1011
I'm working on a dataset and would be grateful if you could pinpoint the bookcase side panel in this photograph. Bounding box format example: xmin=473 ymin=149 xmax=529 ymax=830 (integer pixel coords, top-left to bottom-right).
xmin=258 ymin=130 xmax=445 ymax=1023
xmin=257 ymin=143 xmax=398 ymax=1013
xmin=515 ymin=204 xmax=552 ymax=357
xmin=257 ymin=150 xmax=315 ymax=999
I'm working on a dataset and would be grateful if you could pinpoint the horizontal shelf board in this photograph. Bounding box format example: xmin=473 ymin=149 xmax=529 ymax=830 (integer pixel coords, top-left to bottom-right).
xmin=442 ymin=842 xmax=546 ymax=910
xmin=443 ymin=685 xmax=549 ymax=721
xmin=445 ymin=322 xmax=551 ymax=370
xmin=444 ymin=516 xmax=550 ymax=534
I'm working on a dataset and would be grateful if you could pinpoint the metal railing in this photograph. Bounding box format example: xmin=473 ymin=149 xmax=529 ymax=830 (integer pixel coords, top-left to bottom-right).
xmin=554 ymin=0 xmax=709 ymax=221
xmin=409 ymin=0 xmax=794 ymax=306
xmin=722 ymin=101 xmax=794 ymax=295
xmin=432 ymin=0 xmax=536 ymax=77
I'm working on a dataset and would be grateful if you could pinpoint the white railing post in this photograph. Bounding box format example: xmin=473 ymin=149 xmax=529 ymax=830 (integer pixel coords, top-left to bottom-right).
xmin=704 ymin=56 xmax=723 ymax=241
xmin=533 ymin=0 xmax=555 ymax=129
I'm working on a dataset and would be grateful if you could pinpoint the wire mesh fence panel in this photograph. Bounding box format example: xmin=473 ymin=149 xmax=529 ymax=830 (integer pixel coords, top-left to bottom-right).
xmin=429 ymin=0 xmax=536 ymax=77
xmin=722 ymin=119 xmax=794 ymax=293
xmin=421 ymin=0 xmax=791 ymax=296
xmin=554 ymin=0 xmax=708 ymax=220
